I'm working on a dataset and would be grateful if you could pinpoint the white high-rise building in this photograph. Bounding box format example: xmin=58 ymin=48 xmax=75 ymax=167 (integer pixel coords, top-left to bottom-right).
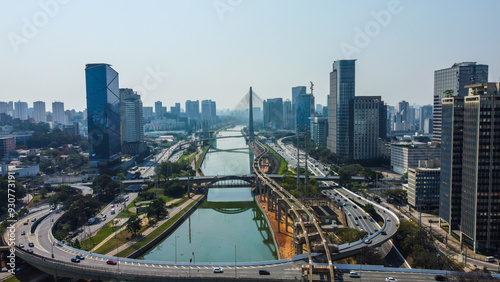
xmin=14 ymin=101 xmax=28 ymax=120
xmin=52 ymin=102 xmax=65 ymax=124
xmin=120 ymin=89 xmax=146 ymax=155
xmin=33 ymin=101 xmax=46 ymax=123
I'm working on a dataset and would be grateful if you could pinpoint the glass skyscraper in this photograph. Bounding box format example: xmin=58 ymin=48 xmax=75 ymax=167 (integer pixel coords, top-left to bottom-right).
xmin=327 ymin=59 xmax=355 ymax=162
xmin=433 ymin=62 xmax=488 ymax=142
xmin=296 ymin=94 xmax=314 ymax=133
xmin=86 ymin=63 xmax=121 ymax=167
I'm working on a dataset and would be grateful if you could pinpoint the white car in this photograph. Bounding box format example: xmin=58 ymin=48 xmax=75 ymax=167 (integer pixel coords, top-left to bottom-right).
xmin=213 ymin=267 xmax=223 ymax=273
xmin=349 ymin=271 xmax=361 ymax=278
xmin=386 ymin=277 xmax=397 ymax=282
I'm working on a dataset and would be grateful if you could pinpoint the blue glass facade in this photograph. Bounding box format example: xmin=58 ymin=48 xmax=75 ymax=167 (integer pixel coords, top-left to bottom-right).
xmin=296 ymin=94 xmax=314 ymax=133
xmin=86 ymin=64 xmax=121 ymax=167
xmin=439 ymin=96 xmax=463 ymax=233
xmin=327 ymin=60 xmax=355 ymax=162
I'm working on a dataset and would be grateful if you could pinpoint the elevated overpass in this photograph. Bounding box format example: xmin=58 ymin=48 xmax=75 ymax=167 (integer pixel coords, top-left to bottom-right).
xmin=5 ymin=151 xmax=399 ymax=281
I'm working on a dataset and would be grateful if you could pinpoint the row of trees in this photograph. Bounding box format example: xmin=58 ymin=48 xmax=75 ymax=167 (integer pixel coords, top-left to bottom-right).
xmin=279 ymin=174 xmax=321 ymax=198
xmin=27 ymin=127 xmax=88 ymax=150
xmin=394 ymin=221 xmax=460 ymax=270
xmin=0 ymin=176 xmax=27 ymax=218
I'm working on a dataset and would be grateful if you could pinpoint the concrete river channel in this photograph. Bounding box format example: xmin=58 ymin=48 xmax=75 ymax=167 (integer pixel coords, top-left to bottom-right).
xmin=140 ymin=126 xmax=278 ymax=263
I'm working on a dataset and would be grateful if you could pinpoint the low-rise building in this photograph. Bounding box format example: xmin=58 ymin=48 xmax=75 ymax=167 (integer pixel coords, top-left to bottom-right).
xmin=407 ymin=159 xmax=441 ymax=209
xmin=390 ymin=142 xmax=440 ymax=174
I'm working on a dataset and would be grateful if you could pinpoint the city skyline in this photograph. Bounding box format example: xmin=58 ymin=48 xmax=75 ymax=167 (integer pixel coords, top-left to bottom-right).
xmin=2 ymin=1 xmax=500 ymax=111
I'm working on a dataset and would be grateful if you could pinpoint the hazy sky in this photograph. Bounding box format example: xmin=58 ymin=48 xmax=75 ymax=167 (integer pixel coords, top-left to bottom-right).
xmin=2 ymin=0 xmax=500 ymax=111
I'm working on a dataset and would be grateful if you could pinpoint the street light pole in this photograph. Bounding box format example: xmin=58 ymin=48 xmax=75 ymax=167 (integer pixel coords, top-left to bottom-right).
xmin=175 ymin=235 xmax=180 ymax=264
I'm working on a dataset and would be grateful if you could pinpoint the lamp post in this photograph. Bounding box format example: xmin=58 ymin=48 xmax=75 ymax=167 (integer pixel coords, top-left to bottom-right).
xmin=175 ymin=235 xmax=180 ymax=264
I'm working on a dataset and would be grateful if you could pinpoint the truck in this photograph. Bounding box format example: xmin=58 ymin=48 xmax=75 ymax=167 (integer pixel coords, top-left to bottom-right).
xmin=88 ymin=217 xmax=96 ymax=225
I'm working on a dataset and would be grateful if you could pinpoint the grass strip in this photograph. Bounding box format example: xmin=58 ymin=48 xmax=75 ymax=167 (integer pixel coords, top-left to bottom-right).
xmin=263 ymin=143 xmax=289 ymax=174
xmin=80 ymin=225 xmax=117 ymax=251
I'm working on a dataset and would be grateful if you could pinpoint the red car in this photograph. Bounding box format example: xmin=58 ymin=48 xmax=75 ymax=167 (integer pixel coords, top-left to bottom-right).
xmin=106 ymin=259 xmax=117 ymax=265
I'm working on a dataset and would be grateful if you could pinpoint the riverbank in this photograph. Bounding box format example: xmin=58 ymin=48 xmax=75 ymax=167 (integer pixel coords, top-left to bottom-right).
xmin=257 ymin=195 xmax=294 ymax=260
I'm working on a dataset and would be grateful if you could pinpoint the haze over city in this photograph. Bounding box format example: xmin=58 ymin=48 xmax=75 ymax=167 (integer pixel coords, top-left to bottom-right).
xmin=2 ymin=0 xmax=500 ymax=110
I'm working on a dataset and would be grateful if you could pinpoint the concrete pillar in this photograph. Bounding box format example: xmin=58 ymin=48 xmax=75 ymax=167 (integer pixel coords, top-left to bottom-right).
xmin=285 ymin=206 xmax=289 ymax=233
xmin=267 ymin=186 xmax=271 ymax=211
xmin=277 ymin=201 xmax=281 ymax=233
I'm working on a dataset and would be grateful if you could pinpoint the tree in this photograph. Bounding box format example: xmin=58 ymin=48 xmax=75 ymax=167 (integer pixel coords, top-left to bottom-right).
xmin=39 ymin=188 xmax=48 ymax=199
xmin=93 ymin=174 xmax=120 ymax=203
xmin=444 ymin=89 xmax=454 ymax=97
xmin=126 ymin=215 xmax=142 ymax=236
xmin=163 ymin=180 xmax=185 ymax=198
xmin=146 ymin=198 xmax=168 ymax=221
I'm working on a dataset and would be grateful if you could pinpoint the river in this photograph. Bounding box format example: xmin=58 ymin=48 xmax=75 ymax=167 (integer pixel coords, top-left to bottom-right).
xmin=140 ymin=126 xmax=278 ymax=263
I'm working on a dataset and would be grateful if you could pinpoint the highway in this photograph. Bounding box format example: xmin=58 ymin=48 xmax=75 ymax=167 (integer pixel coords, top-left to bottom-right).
xmin=271 ymin=136 xmax=409 ymax=268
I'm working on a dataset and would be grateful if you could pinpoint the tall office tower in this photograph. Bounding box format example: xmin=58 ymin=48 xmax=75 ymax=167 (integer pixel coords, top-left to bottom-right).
xmin=395 ymin=100 xmax=414 ymax=131
xmin=322 ymin=105 xmax=329 ymax=121
xmin=296 ymin=93 xmax=314 ymax=133
xmin=33 ymin=101 xmax=46 ymax=123
xmin=0 ymin=102 xmax=9 ymax=115
xmin=439 ymin=95 xmax=464 ymax=234
xmin=170 ymin=103 xmax=181 ymax=117
xmin=316 ymin=104 xmax=323 ymax=115
xmin=154 ymin=101 xmax=165 ymax=117
xmin=52 ymin=102 xmax=65 ymax=124
xmin=420 ymin=105 xmax=433 ymax=133
xmin=201 ymin=100 xmax=216 ymax=121
xmin=85 ymin=63 xmax=121 ymax=167
xmin=283 ymin=99 xmax=292 ymax=129
xmin=120 ymin=89 xmax=145 ymax=155
xmin=253 ymin=107 xmax=263 ymax=121
xmin=185 ymin=100 xmax=200 ymax=120
xmin=327 ymin=59 xmax=355 ymax=162
xmin=433 ymin=62 xmax=488 ymax=142
xmin=292 ymin=86 xmax=307 ymax=128
xmin=309 ymin=116 xmax=328 ymax=146
xmin=461 ymin=83 xmax=500 ymax=251
xmin=263 ymin=98 xmax=284 ymax=130
xmin=353 ymin=96 xmax=386 ymax=161
xmin=143 ymin=106 xmax=153 ymax=118
xmin=14 ymin=101 xmax=28 ymax=120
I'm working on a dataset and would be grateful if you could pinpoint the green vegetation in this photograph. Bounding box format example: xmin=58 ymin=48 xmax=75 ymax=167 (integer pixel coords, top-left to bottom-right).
xmin=116 ymin=199 xmax=199 ymax=257
xmin=27 ymin=125 xmax=88 ymax=150
xmin=332 ymin=228 xmax=367 ymax=244
xmin=0 ymin=176 xmax=27 ymax=219
xmin=126 ymin=215 xmax=142 ymax=236
xmin=394 ymin=221 xmax=461 ymax=270
xmin=196 ymin=143 xmax=212 ymax=175
xmin=279 ymin=174 xmax=321 ymax=197
xmin=146 ymin=198 xmax=168 ymax=223
xmin=80 ymin=223 xmax=117 ymax=251
xmin=50 ymin=175 xmax=122 ymax=245
xmin=309 ymin=146 xmax=337 ymax=165
xmin=384 ymin=189 xmax=408 ymax=205
xmin=4 ymin=275 xmax=20 ymax=282
xmin=266 ymin=144 xmax=289 ymax=174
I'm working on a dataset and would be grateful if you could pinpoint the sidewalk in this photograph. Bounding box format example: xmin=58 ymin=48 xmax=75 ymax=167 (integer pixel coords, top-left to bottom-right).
xmin=104 ymin=194 xmax=202 ymax=256
xmin=90 ymin=197 xmax=183 ymax=252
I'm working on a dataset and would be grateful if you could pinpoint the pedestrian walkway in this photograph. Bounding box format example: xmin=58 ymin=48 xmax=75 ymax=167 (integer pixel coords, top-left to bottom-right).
xmin=103 ymin=194 xmax=202 ymax=256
